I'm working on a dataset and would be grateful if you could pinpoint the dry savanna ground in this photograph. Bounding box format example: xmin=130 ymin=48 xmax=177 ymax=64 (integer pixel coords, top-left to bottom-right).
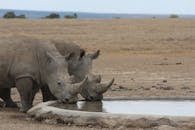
xmin=0 ymin=18 xmax=195 ymax=130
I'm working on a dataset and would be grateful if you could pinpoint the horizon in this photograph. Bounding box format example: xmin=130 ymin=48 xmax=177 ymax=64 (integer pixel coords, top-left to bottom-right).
xmin=1 ymin=8 xmax=195 ymax=16
xmin=0 ymin=0 xmax=195 ymax=15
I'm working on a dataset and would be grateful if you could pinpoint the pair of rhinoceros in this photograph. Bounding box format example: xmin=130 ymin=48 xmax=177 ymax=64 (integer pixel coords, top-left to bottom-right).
xmin=0 ymin=37 xmax=114 ymax=112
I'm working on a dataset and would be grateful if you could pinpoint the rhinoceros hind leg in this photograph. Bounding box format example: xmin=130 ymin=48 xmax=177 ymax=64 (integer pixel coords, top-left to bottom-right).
xmin=0 ymin=88 xmax=18 ymax=108
xmin=41 ymin=85 xmax=57 ymax=102
xmin=16 ymin=78 xmax=38 ymax=112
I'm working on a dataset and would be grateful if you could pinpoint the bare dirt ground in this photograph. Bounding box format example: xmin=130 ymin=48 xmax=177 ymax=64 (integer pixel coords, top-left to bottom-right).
xmin=0 ymin=19 xmax=195 ymax=129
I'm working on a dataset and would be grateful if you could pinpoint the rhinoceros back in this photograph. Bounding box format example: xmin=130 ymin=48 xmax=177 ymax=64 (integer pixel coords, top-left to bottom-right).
xmin=0 ymin=37 xmax=53 ymax=88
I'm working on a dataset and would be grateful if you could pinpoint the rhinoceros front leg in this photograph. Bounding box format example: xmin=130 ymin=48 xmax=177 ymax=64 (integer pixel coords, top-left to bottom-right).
xmin=0 ymin=88 xmax=18 ymax=108
xmin=41 ymin=85 xmax=57 ymax=102
xmin=16 ymin=78 xmax=38 ymax=112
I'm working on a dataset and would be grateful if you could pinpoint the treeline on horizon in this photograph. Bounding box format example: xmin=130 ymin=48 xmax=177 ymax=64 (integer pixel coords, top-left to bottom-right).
xmin=1 ymin=11 xmax=180 ymax=19
xmin=2 ymin=11 xmax=78 ymax=19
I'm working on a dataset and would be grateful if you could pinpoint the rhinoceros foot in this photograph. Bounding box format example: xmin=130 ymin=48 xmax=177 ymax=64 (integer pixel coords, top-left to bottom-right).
xmin=5 ymin=102 xmax=18 ymax=108
xmin=19 ymin=104 xmax=32 ymax=113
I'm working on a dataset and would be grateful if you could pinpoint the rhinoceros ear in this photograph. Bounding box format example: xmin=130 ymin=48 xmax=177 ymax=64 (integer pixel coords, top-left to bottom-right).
xmin=89 ymin=50 xmax=100 ymax=60
xmin=65 ymin=52 xmax=75 ymax=61
xmin=46 ymin=52 xmax=55 ymax=63
xmin=80 ymin=49 xmax=86 ymax=58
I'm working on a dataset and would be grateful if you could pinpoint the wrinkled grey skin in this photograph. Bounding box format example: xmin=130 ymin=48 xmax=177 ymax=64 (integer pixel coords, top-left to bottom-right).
xmin=0 ymin=38 xmax=85 ymax=112
xmin=53 ymin=41 xmax=114 ymax=101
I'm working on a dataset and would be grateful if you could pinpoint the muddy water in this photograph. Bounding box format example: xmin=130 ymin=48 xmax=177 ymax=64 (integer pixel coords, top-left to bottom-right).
xmin=52 ymin=100 xmax=195 ymax=117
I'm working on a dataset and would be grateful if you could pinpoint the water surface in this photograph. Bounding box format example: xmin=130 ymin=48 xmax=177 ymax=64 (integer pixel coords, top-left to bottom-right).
xmin=53 ymin=100 xmax=195 ymax=117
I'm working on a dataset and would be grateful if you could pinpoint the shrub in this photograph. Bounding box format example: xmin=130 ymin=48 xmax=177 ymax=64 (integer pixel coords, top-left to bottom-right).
xmin=45 ymin=13 xmax=60 ymax=19
xmin=64 ymin=13 xmax=78 ymax=19
xmin=3 ymin=11 xmax=16 ymax=18
xmin=3 ymin=12 xmax=26 ymax=19
xmin=169 ymin=14 xmax=179 ymax=18
xmin=73 ymin=13 xmax=78 ymax=18
xmin=16 ymin=14 xmax=26 ymax=19
xmin=114 ymin=17 xmax=120 ymax=19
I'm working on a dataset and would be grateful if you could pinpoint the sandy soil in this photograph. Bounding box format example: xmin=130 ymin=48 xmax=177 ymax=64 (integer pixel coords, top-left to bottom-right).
xmin=0 ymin=19 xmax=195 ymax=129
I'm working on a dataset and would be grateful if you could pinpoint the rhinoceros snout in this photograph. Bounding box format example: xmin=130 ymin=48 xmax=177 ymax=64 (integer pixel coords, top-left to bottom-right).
xmin=87 ymin=96 xmax=94 ymax=101
xmin=62 ymin=98 xmax=69 ymax=102
xmin=61 ymin=97 xmax=77 ymax=104
xmin=86 ymin=95 xmax=103 ymax=101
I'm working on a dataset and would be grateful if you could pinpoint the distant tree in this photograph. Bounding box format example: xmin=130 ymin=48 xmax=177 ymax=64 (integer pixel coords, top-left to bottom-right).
xmin=64 ymin=13 xmax=78 ymax=19
xmin=45 ymin=13 xmax=60 ymax=19
xmin=3 ymin=11 xmax=26 ymax=19
xmin=113 ymin=17 xmax=120 ymax=19
xmin=169 ymin=14 xmax=179 ymax=18
xmin=16 ymin=14 xmax=26 ymax=19
xmin=73 ymin=13 xmax=78 ymax=18
xmin=3 ymin=11 xmax=16 ymax=18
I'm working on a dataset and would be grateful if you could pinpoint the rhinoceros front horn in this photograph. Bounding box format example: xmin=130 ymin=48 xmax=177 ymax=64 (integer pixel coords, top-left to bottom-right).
xmin=96 ymin=78 xmax=115 ymax=94
xmin=71 ymin=77 xmax=88 ymax=94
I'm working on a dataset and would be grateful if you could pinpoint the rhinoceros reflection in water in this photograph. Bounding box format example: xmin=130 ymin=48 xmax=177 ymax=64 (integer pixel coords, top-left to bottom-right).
xmin=78 ymin=101 xmax=104 ymax=112
xmin=53 ymin=101 xmax=104 ymax=112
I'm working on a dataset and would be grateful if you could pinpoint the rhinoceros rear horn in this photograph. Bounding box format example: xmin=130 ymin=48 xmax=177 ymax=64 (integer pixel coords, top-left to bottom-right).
xmin=65 ymin=52 xmax=75 ymax=61
xmin=71 ymin=77 xmax=88 ymax=94
xmin=96 ymin=78 xmax=114 ymax=94
xmin=94 ymin=75 xmax=101 ymax=83
xmin=96 ymin=75 xmax=101 ymax=83
xmin=90 ymin=74 xmax=101 ymax=83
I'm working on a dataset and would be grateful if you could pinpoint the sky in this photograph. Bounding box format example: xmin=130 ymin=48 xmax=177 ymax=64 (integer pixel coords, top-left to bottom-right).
xmin=0 ymin=0 xmax=195 ymax=14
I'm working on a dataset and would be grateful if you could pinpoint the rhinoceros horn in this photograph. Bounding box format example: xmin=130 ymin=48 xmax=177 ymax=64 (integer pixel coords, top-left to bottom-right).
xmin=96 ymin=75 xmax=101 ymax=83
xmin=91 ymin=74 xmax=101 ymax=83
xmin=96 ymin=78 xmax=114 ymax=94
xmin=70 ymin=77 xmax=88 ymax=94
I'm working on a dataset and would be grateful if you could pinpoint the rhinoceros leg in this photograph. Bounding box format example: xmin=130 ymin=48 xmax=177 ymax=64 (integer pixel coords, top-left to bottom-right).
xmin=0 ymin=88 xmax=18 ymax=107
xmin=16 ymin=78 xmax=38 ymax=112
xmin=41 ymin=85 xmax=56 ymax=102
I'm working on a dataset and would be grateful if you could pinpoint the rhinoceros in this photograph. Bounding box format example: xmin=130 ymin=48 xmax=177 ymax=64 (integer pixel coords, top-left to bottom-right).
xmin=0 ymin=37 xmax=86 ymax=112
xmin=73 ymin=51 xmax=114 ymax=101
xmin=53 ymin=41 xmax=114 ymax=101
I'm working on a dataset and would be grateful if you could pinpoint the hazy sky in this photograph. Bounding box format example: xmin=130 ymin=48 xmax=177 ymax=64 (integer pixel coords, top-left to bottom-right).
xmin=0 ymin=0 xmax=194 ymax=14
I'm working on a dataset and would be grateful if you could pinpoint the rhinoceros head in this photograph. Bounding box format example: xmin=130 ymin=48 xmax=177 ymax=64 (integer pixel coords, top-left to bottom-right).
xmin=79 ymin=75 xmax=115 ymax=101
xmin=42 ymin=51 xmax=87 ymax=103
xmin=66 ymin=50 xmax=114 ymax=101
xmin=69 ymin=50 xmax=100 ymax=82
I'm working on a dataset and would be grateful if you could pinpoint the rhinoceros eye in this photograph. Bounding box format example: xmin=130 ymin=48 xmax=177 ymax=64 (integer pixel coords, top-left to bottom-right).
xmin=46 ymin=52 xmax=54 ymax=64
xmin=47 ymin=58 xmax=52 ymax=63
xmin=57 ymin=81 xmax=61 ymax=86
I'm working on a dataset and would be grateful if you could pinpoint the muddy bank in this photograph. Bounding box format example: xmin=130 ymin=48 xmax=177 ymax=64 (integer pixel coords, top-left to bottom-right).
xmin=28 ymin=101 xmax=195 ymax=130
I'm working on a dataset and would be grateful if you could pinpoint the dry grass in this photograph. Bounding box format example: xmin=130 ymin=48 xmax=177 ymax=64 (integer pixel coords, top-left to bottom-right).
xmin=0 ymin=19 xmax=195 ymax=54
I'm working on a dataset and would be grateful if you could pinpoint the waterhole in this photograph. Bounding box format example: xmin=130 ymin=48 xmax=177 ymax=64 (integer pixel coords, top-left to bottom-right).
xmin=52 ymin=100 xmax=195 ymax=117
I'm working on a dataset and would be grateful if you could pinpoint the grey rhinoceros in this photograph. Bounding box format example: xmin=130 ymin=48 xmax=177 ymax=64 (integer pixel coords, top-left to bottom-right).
xmin=53 ymin=41 xmax=114 ymax=101
xmin=0 ymin=37 xmax=86 ymax=112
